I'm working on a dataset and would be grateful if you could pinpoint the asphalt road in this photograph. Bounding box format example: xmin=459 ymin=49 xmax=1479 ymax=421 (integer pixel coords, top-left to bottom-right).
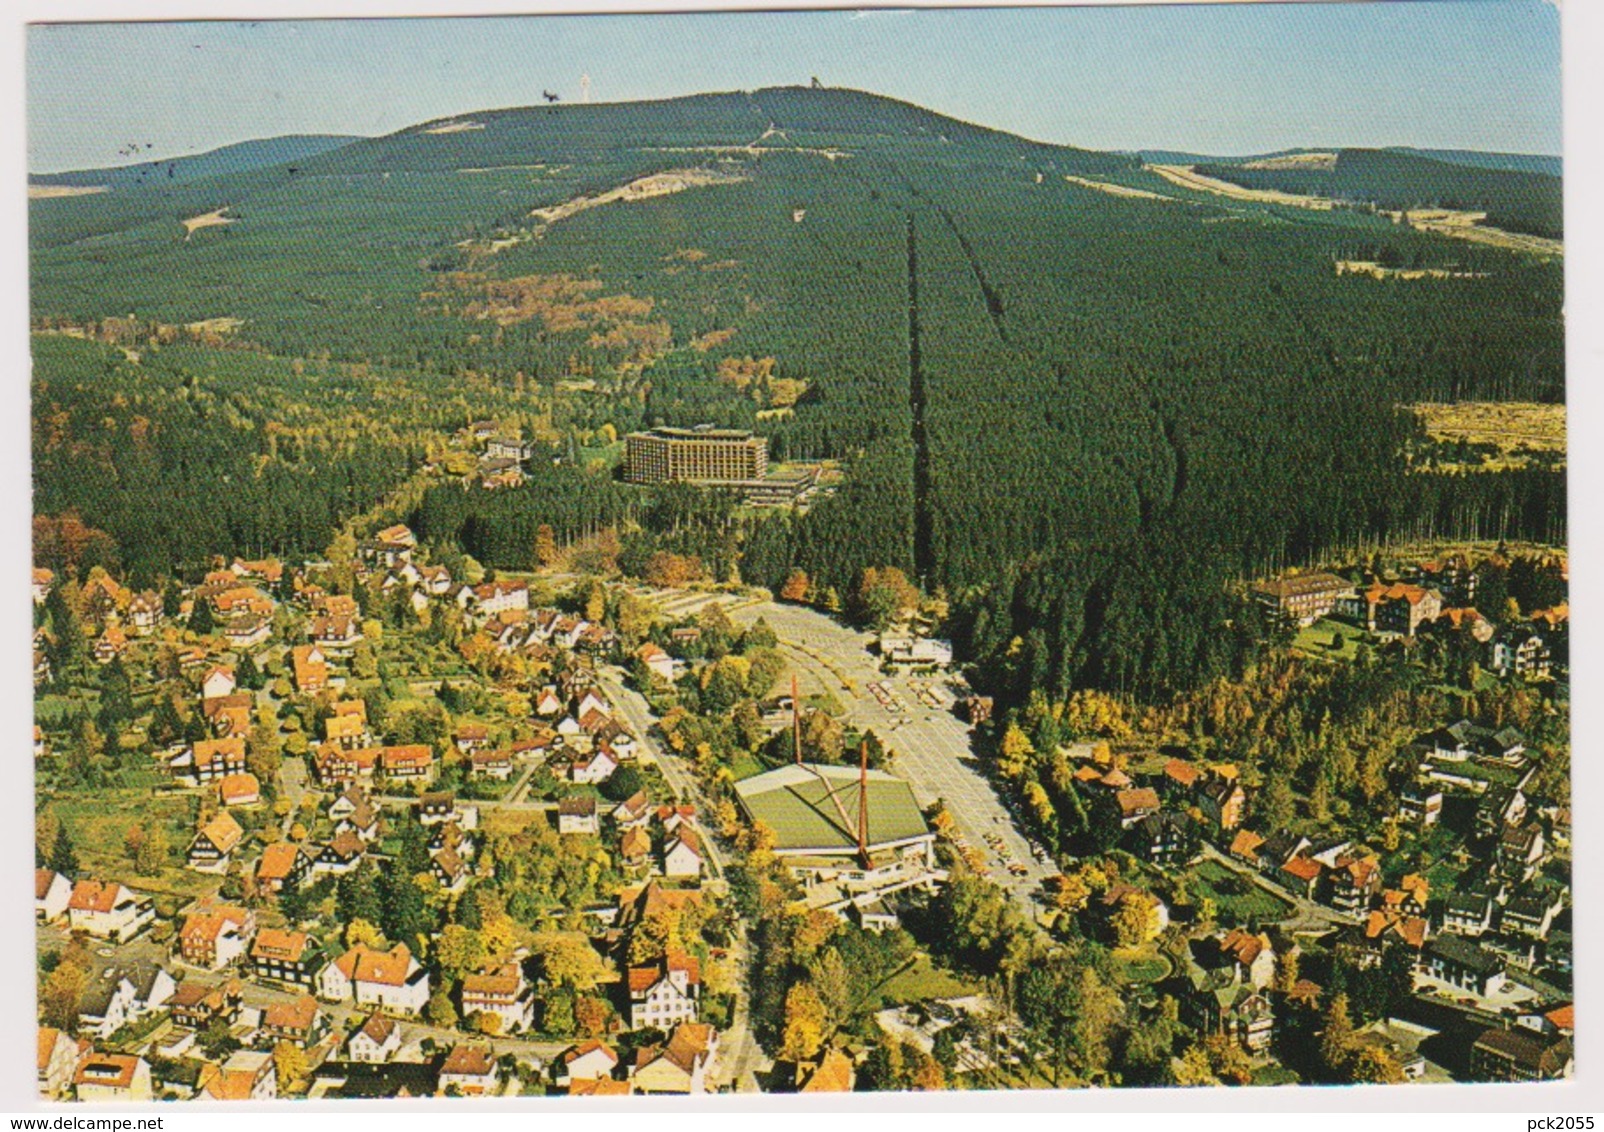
xmin=637 ymin=591 xmax=1061 ymax=919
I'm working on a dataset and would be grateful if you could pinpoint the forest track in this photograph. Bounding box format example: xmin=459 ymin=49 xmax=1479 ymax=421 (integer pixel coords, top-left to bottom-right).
xmin=908 ymin=213 xmax=934 ymax=586
xmin=931 ymin=204 xmax=1008 ymax=344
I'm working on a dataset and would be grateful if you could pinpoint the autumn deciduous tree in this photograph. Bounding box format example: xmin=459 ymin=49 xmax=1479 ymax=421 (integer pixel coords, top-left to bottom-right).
xmin=779 ymin=568 xmax=811 ymax=603
xmin=779 ymin=982 xmax=827 ymax=1061
xmin=853 ymin=567 xmax=920 ymax=630
xmin=533 ymin=524 xmax=559 ymax=568
xmin=273 ymin=1040 xmax=310 ymax=1094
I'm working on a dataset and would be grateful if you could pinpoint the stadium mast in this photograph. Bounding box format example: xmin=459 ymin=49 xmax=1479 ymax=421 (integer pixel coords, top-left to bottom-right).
xmin=858 ymin=741 xmax=870 ymax=867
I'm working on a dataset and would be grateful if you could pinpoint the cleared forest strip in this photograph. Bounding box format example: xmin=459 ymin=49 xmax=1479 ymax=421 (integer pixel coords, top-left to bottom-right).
xmin=1412 ymin=401 xmax=1566 ymax=451
xmin=1148 ymin=163 xmax=1336 ymax=209
xmin=29 ymin=184 xmax=107 ymax=200
xmin=1063 ymin=174 xmax=1177 ymax=203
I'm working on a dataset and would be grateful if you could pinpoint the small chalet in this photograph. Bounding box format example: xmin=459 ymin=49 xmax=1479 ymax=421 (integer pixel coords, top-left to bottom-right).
xmin=188 ymin=812 xmax=245 ymax=873
xmin=251 ymin=928 xmax=323 ymax=988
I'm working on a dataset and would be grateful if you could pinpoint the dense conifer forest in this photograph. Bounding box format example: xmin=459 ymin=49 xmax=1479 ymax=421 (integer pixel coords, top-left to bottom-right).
xmin=30 ymin=86 xmax=1565 ymax=709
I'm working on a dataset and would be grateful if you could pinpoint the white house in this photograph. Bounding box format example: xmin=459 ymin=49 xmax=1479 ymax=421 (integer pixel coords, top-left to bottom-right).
xmin=558 ymin=1041 xmax=620 ymax=1086
xmin=460 ymin=965 xmax=534 ymax=1034
xmin=347 ymin=1012 xmax=403 ymax=1064
xmin=663 ymin=829 xmax=705 ymax=879
xmin=317 ymin=944 xmax=430 ymax=1016
xmin=626 ymin=953 xmax=701 ymax=1030
xmin=35 ymin=868 xmax=72 ymax=923
xmin=66 ymin=880 xmax=155 ymax=942
xmin=200 ymin=665 xmax=238 ymax=701
xmin=635 ymin=644 xmax=676 ymax=683
xmin=570 ymin=745 xmax=619 ymax=785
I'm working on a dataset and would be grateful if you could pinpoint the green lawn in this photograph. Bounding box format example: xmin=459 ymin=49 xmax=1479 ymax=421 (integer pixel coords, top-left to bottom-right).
xmin=869 ymin=954 xmax=978 ymax=1010
xmin=1188 ymin=859 xmax=1294 ymax=924
xmin=1292 ymin=618 xmax=1366 ymax=662
xmin=1111 ymin=946 xmax=1173 ymax=986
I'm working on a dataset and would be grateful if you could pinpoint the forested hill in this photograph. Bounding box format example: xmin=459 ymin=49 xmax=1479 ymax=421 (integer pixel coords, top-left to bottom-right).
xmin=29 ymin=134 xmax=363 ymax=189
xmin=1194 ymin=148 xmax=1563 ymax=240
xmin=30 ymin=84 xmax=1566 ymax=705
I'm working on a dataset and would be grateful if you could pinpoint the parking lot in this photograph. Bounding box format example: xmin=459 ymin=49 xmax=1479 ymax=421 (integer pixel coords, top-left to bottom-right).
xmin=722 ymin=599 xmax=1062 ymax=917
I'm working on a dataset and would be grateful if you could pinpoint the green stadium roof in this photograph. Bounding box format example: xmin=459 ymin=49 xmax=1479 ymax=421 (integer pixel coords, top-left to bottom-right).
xmin=733 ymin=763 xmax=931 ymax=854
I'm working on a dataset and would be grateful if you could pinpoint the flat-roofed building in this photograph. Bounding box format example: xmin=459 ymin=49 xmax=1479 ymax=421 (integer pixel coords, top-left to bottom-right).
xmin=625 ymin=425 xmax=768 ymax=485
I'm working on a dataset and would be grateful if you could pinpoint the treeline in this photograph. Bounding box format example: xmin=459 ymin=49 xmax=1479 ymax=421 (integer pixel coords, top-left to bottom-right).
xmin=1195 ymin=149 xmax=1563 ymax=240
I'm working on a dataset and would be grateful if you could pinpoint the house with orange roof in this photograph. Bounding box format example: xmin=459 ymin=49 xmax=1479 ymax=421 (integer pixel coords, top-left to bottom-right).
xmin=32 ymin=567 xmax=54 ymax=606
xmin=347 ymin=1011 xmax=402 ymax=1063
xmin=1279 ymin=855 xmax=1324 ymax=900
xmin=1228 ymin=828 xmax=1266 ymax=867
xmin=626 ymin=952 xmax=701 ymax=1030
xmin=91 ymin=625 xmax=128 ymax=665
xmin=255 ymin=842 xmax=313 ymax=895
xmin=438 ymin=1045 xmax=500 ymax=1097
xmin=179 ymin=899 xmax=256 ymax=969
xmin=311 ymin=614 xmax=363 ymax=657
xmin=631 ymin=1023 xmax=719 ymax=1094
xmin=217 ymin=772 xmax=261 ymax=807
xmin=1162 ymin=758 xmax=1203 ymax=792
xmin=1328 ymin=854 xmax=1382 ymax=915
xmin=461 ymin=964 xmax=533 ymax=1034
xmin=35 ymin=868 xmax=71 ymax=923
xmin=201 ymin=665 xmax=237 ymax=701
xmin=66 ymin=879 xmax=154 ymax=942
xmin=324 ymin=709 xmax=371 ymax=750
xmin=568 ymin=1076 xmax=633 ymax=1096
xmin=261 ymin=994 xmax=325 ymax=1048
xmin=635 ymin=643 xmax=675 ymax=683
xmin=470 ymin=748 xmax=515 ymax=780
xmin=793 ymin=1047 xmax=856 ymax=1093
xmin=188 ymin=812 xmax=244 ymax=873
xmin=291 ymin=644 xmax=330 ymax=694
xmin=314 ymin=742 xmax=382 ymax=786
xmin=570 ymin=744 xmax=618 ymax=786
xmin=1363 ymin=581 xmax=1443 ymax=638
xmin=184 ymin=735 xmax=247 ymax=785
xmin=197 ymin=1049 xmax=276 ymax=1101
xmin=169 ymin=978 xmax=243 ymax=1031
xmin=37 ymin=1027 xmax=86 ymax=1100
xmin=73 ymin=1052 xmax=152 ymax=1102
xmin=317 ymin=944 xmax=430 ymax=1015
xmin=663 ymin=826 xmax=705 ymax=879
xmin=251 ymin=928 xmax=323 ymax=988
xmin=558 ymin=1041 xmax=620 ymax=1086
xmin=1113 ymin=787 xmax=1161 ymax=829
xmin=380 ymin=744 xmax=435 ymax=783
xmin=619 ymin=827 xmax=652 ymax=869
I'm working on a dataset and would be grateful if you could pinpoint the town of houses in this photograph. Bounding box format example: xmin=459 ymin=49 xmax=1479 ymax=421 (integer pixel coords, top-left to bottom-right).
xmin=32 ymin=532 xmax=1572 ymax=1100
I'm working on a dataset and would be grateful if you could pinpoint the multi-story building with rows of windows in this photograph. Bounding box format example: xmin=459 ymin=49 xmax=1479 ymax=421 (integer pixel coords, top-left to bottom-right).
xmin=624 ymin=425 xmax=768 ymax=485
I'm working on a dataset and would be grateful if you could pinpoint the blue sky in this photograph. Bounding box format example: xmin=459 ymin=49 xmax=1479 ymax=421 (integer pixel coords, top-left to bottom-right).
xmin=27 ymin=2 xmax=1562 ymax=173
